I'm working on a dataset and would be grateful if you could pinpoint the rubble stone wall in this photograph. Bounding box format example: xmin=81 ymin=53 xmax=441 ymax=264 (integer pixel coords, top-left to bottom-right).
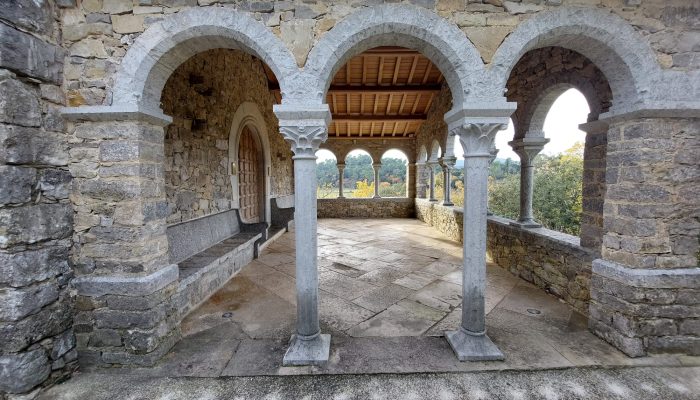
xmin=0 ymin=1 xmax=76 ymax=396
xmin=416 ymin=200 xmax=593 ymax=314
xmin=318 ymin=198 xmax=415 ymax=219
xmin=161 ymin=49 xmax=292 ymax=224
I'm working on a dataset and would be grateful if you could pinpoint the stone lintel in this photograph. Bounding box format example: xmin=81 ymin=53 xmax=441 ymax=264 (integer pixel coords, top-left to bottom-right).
xmin=273 ymin=103 xmax=332 ymax=126
xmin=599 ymin=103 xmax=700 ymax=124
xmin=443 ymin=101 xmax=517 ymax=128
xmin=61 ymin=104 xmax=173 ymax=127
xmin=283 ymin=334 xmax=331 ymax=366
xmin=592 ymin=258 xmax=700 ymax=289
xmin=72 ymin=264 xmax=179 ymax=297
xmin=445 ymin=329 xmax=504 ymax=362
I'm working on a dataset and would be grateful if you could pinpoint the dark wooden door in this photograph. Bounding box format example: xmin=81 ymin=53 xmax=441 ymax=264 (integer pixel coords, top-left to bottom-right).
xmin=238 ymin=127 xmax=262 ymax=222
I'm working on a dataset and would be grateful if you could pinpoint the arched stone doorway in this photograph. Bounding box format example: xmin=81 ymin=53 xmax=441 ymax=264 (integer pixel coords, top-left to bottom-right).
xmin=237 ymin=126 xmax=264 ymax=223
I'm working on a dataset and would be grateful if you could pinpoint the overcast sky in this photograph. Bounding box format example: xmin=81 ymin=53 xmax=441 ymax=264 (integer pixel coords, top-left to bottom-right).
xmin=317 ymin=88 xmax=589 ymax=163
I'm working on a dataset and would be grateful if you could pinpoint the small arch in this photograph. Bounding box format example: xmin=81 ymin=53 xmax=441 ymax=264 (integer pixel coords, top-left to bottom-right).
xmin=417 ymin=145 xmax=428 ymax=164
xmin=315 ymin=149 xmax=338 ymax=199
xmin=300 ymin=4 xmax=485 ymax=106
xmin=344 ymin=149 xmax=375 ymax=198
xmin=490 ymin=7 xmax=662 ymax=112
xmin=112 ymin=7 xmax=298 ymax=112
xmin=429 ymin=140 xmax=442 ymax=162
xmin=229 ymin=102 xmax=272 ymax=225
xmin=380 ymin=149 xmax=409 ymax=198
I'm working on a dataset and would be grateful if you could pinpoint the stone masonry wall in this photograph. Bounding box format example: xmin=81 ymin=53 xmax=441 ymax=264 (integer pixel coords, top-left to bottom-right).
xmin=161 ymin=49 xmax=292 ymax=224
xmin=58 ymin=1 xmax=698 ymax=110
xmin=415 ymin=83 xmax=451 ymax=162
xmin=318 ymin=198 xmax=415 ymax=219
xmin=0 ymin=1 xmax=76 ymax=396
xmin=416 ymin=200 xmax=594 ymax=313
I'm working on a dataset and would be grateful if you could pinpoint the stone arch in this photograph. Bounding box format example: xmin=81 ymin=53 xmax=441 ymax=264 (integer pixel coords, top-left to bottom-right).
xmin=300 ymin=4 xmax=485 ymax=106
xmin=345 ymin=148 xmax=375 ymax=164
xmin=229 ymin=102 xmax=273 ymax=226
xmin=417 ymin=145 xmax=428 ymax=163
xmin=490 ymin=7 xmax=661 ymax=113
xmin=112 ymin=7 xmax=298 ymax=113
xmin=429 ymin=140 xmax=442 ymax=162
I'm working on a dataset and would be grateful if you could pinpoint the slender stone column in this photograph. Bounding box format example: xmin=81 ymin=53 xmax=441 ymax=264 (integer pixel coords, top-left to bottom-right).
xmin=337 ymin=163 xmax=346 ymax=199
xmin=440 ymin=157 xmax=456 ymax=206
xmin=275 ymin=105 xmax=331 ymax=366
xmin=407 ymin=163 xmax=416 ymax=198
xmin=509 ymin=137 xmax=548 ymax=228
xmin=428 ymin=161 xmax=438 ymax=202
xmin=372 ymin=162 xmax=382 ymax=198
xmin=486 ymin=143 xmax=498 ymax=216
xmin=445 ymin=118 xmax=509 ymax=361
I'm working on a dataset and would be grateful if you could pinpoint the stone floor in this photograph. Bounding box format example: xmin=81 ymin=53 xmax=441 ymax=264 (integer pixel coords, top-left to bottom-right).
xmin=104 ymin=218 xmax=696 ymax=378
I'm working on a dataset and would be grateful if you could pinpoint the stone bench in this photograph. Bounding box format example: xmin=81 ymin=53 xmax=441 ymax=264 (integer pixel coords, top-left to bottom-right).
xmin=166 ymin=209 xmax=262 ymax=318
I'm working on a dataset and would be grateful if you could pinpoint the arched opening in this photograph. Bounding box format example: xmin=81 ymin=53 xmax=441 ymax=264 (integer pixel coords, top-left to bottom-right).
xmin=379 ymin=149 xmax=408 ymax=198
xmin=344 ymin=149 xmax=374 ymax=198
xmin=316 ymin=149 xmax=338 ymax=199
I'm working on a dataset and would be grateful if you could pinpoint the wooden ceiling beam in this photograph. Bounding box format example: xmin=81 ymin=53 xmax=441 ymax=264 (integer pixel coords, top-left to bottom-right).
xmin=269 ymin=85 xmax=441 ymax=94
xmin=328 ymin=134 xmax=414 ymax=140
xmin=407 ymin=55 xmax=418 ymax=84
xmin=392 ymin=56 xmax=401 ymax=85
xmin=332 ymin=115 xmax=427 ymax=122
xmin=377 ymin=56 xmax=384 ymax=85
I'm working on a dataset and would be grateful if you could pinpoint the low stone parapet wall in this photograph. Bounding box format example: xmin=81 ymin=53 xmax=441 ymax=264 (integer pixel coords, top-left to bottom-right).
xmin=317 ymin=198 xmax=415 ymax=218
xmin=415 ymin=199 xmax=594 ymax=314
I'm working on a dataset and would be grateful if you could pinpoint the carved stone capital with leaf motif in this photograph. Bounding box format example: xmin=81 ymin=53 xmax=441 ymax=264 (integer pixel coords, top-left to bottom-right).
xmin=451 ymin=123 xmax=507 ymax=158
xmin=279 ymin=125 xmax=328 ymax=158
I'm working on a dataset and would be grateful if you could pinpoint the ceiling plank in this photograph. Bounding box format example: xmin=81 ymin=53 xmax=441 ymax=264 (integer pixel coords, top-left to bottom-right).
xmin=407 ymin=55 xmax=418 ymax=84
xmin=272 ymin=85 xmax=441 ymax=94
xmin=333 ymin=115 xmax=427 ymax=122
xmin=346 ymin=62 xmax=351 ymax=85
xmin=392 ymin=56 xmax=401 ymax=85
xmin=361 ymin=55 xmax=367 ymax=84
xmin=422 ymin=63 xmax=432 ymax=84
xmin=386 ymin=93 xmax=393 ymax=115
xmin=332 ymin=93 xmax=338 ymax=113
xmin=398 ymin=93 xmax=407 ymax=115
xmin=424 ymin=93 xmax=435 ymax=113
xmin=411 ymin=93 xmax=422 ymax=114
xmin=377 ymin=56 xmax=384 ymax=85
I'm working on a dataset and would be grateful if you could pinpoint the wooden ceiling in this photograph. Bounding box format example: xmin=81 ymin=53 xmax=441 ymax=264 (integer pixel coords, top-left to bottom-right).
xmin=265 ymin=47 xmax=444 ymax=140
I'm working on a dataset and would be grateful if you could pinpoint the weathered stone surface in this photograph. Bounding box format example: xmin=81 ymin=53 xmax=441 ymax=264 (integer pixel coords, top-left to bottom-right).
xmin=70 ymin=39 xmax=109 ymax=58
xmin=39 ymin=169 xmax=72 ymax=200
xmin=318 ymin=198 xmax=415 ymax=219
xmin=0 ymin=25 xmax=65 ymax=84
xmin=112 ymin=14 xmax=146 ymax=34
xmin=0 ymin=296 xmax=73 ymax=353
xmin=0 ymin=125 xmax=69 ymax=166
xmin=0 ymin=76 xmax=41 ymax=127
xmin=0 ymin=349 xmax=51 ymax=393
xmin=0 ymin=244 xmax=70 ymax=287
xmin=0 ymin=166 xmax=36 ymax=205
xmin=0 ymin=282 xmax=59 ymax=321
xmin=280 ymin=19 xmax=315 ymax=66
xmin=0 ymin=203 xmax=73 ymax=248
xmin=0 ymin=0 xmax=55 ymax=37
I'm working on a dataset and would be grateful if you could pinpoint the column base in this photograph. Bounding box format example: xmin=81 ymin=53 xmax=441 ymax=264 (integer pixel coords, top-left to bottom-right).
xmin=442 ymin=201 xmax=454 ymax=207
xmin=337 ymin=196 xmax=345 ymax=199
xmin=429 ymin=199 xmax=439 ymax=203
xmin=283 ymin=333 xmax=331 ymax=366
xmin=445 ymin=328 xmax=504 ymax=361
xmin=373 ymin=195 xmax=381 ymax=199
xmin=509 ymin=219 xmax=541 ymax=228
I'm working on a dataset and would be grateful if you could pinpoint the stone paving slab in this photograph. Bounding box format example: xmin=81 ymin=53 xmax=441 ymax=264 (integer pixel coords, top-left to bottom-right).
xmin=40 ymin=366 xmax=700 ymax=399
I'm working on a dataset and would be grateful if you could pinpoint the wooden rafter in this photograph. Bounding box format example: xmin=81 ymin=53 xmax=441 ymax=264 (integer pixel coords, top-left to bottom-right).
xmin=392 ymin=56 xmax=401 ymax=85
xmin=422 ymin=63 xmax=432 ymax=84
xmin=407 ymin=55 xmax=418 ymax=84
xmin=333 ymin=115 xmax=427 ymax=122
xmin=377 ymin=56 xmax=384 ymax=85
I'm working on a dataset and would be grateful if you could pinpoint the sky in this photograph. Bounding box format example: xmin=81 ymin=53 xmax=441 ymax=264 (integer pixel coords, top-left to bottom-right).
xmin=317 ymin=88 xmax=589 ymax=163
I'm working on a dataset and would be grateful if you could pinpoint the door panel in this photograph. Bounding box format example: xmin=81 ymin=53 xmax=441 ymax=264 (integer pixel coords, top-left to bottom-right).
xmin=238 ymin=127 xmax=262 ymax=222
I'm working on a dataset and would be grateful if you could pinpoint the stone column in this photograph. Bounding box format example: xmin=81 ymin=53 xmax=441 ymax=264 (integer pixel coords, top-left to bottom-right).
xmin=444 ymin=113 xmax=511 ymax=361
xmin=372 ymin=162 xmax=382 ymax=198
xmin=407 ymin=163 xmax=417 ymax=198
xmin=415 ymin=162 xmax=427 ymax=198
xmin=508 ymin=137 xmax=548 ymax=228
xmin=275 ymin=105 xmax=331 ymax=366
xmin=486 ymin=143 xmax=498 ymax=216
xmin=578 ymin=120 xmax=608 ymax=251
xmin=337 ymin=163 xmax=346 ymax=199
xmin=428 ymin=161 xmax=438 ymax=202
xmin=440 ymin=157 xmax=456 ymax=206
xmin=62 ymin=106 xmax=180 ymax=369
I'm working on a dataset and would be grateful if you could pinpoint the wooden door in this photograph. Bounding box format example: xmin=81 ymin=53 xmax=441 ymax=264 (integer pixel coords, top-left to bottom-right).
xmin=238 ymin=127 xmax=262 ymax=222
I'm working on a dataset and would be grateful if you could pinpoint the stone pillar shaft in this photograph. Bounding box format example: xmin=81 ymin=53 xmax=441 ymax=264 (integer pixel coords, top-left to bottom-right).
xmin=441 ymin=157 xmax=456 ymax=206
xmin=445 ymin=119 xmax=510 ymax=362
xmin=337 ymin=163 xmax=345 ymax=199
xmin=428 ymin=162 xmax=437 ymax=202
xmin=275 ymin=105 xmax=331 ymax=366
xmin=372 ymin=162 xmax=381 ymax=198
xmin=509 ymin=138 xmax=548 ymax=228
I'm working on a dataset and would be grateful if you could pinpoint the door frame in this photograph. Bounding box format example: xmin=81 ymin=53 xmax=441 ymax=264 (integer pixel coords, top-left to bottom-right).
xmin=229 ymin=102 xmax=272 ymax=226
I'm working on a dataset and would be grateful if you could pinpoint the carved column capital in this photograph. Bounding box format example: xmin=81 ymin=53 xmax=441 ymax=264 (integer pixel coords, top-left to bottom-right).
xmin=440 ymin=156 xmax=457 ymax=169
xmin=336 ymin=163 xmax=346 ymax=170
xmin=508 ymin=137 xmax=549 ymax=165
xmin=274 ymin=104 xmax=331 ymax=159
xmin=451 ymin=123 xmax=507 ymax=158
